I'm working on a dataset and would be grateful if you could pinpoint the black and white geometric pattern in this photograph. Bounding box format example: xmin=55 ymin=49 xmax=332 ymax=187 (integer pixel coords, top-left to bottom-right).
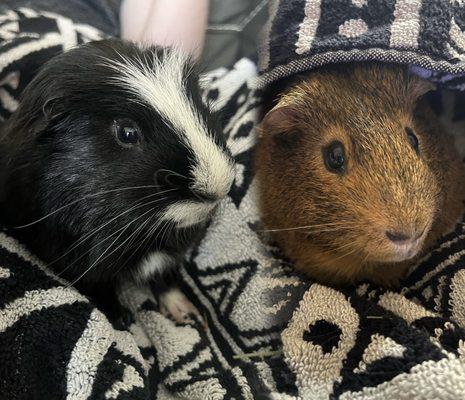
xmin=0 ymin=5 xmax=105 ymax=121
xmin=258 ymin=0 xmax=465 ymax=89
xmin=3 ymin=2 xmax=465 ymax=399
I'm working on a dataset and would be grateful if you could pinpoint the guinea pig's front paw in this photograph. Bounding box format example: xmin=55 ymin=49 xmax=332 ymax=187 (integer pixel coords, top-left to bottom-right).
xmin=159 ymin=287 xmax=204 ymax=325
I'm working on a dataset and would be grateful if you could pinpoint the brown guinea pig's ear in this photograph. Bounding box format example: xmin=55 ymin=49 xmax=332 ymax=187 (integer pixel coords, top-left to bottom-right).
xmin=409 ymin=76 xmax=436 ymax=103
xmin=259 ymin=105 xmax=299 ymax=137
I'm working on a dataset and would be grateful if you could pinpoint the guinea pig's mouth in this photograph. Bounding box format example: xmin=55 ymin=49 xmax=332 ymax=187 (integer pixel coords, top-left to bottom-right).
xmin=371 ymin=227 xmax=429 ymax=263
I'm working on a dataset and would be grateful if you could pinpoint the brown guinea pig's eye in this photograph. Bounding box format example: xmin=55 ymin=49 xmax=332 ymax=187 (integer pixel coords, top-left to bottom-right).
xmin=113 ymin=119 xmax=142 ymax=147
xmin=323 ymin=140 xmax=346 ymax=173
xmin=406 ymin=127 xmax=419 ymax=153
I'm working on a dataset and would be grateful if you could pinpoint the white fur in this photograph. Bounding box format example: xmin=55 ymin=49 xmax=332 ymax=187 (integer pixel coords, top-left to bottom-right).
xmin=105 ymin=49 xmax=235 ymax=201
xmin=161 ymin=200 xmax=217 ymax=228
xmin=136 ymin=251 xmax=176 ymax=282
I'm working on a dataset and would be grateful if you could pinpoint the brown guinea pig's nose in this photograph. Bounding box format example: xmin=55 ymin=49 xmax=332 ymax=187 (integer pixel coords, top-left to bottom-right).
xmin=385 ymin=229 xmax=425 ymax=243
xmin=385 ymin=230 xmax=411 ymax=243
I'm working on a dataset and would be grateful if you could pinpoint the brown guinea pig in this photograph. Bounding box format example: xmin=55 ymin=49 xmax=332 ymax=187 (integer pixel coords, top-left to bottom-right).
xmin=255 ymin=63 xmax=465 ymax=287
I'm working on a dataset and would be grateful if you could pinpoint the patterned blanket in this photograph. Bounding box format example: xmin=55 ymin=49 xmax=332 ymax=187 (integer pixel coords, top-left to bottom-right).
xmin=3 ymin=2 xmax=465 ymax=400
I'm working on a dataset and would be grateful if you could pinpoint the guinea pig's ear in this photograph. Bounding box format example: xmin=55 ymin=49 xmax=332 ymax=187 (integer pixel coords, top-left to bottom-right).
xmin=24 ymin=95 xmax=60 ymax=136
xmin=260 ymin=105 xmax=302 ymax=146
xmin=409 ymin=77 xmax=436 ymax=103
xmin=260 ymin=105 xmax=299 ymax=136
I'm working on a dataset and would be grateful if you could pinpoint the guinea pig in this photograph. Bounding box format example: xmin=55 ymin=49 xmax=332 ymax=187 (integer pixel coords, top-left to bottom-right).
xmin=0 ymin=39 xmax=235 ymax=306
xmin=255 ymin=63 xmax=465 ymax=287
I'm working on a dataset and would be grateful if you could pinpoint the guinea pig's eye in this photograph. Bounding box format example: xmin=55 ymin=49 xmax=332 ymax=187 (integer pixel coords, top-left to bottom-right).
xmin=406 ymin=127 xmax=419 ymax=153
xmin=323 ymin=140 xmax=346 ymax=173
xmin=113 ymin=119 xmax=142 ymax=147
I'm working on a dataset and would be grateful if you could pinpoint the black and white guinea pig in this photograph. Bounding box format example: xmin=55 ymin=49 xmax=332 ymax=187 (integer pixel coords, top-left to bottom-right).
xmin=0 ymin=39 xmax=234 ymax=296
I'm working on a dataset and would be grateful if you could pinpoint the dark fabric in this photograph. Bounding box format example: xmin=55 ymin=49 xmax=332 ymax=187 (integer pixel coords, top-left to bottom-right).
xmin=0 ymin=3 xmax=117 ymax=121
xmin=258 ymin=0 xmax=465 ymax=89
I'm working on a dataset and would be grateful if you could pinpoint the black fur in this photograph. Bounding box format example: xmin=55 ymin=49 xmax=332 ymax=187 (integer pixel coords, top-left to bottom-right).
xmin=0 ymin=39 xmax=231 ymax=301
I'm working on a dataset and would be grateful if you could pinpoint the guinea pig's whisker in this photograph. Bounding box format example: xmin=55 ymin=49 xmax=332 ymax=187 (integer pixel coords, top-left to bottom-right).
xmin=261 ymin=222 xmax=352 ymax=233
xmin=66 ymin=207 xmax=157 ymax=288
xmin=330 ymin=247 xmax=358 ymax=263
xmin=140 ymin=216 xmax=168 ymax=256
xmin=145 ymin=219 xmax=170 ymax=256
xmin=105 ymin=212 xmax=157 ymax=276
xmin=66 ymin=219 xmax=135 ymax=288
xmin=57 ymin=223 xmax=128 ymax=278
xmin=49 ymin=192 xmax=174 ymax=268
xmin=111 ymin=212 xmax=159 ymax=270
xmin=134 ymin=213 xmax=170 ymax=262
xmin=113 ymin=214 xmax=163 ymax=277
xmin=57 ymin=205 xmax=158 ymax=277
xmin=159 ymin=219 xmax=174 ymax=247
xmin=14 ymin=185 xmax=170 ymax=229
xmin=304 ymin=226 xmax=352 ymax=234
xmin=331 ymin=241 xmax=357 ymax=255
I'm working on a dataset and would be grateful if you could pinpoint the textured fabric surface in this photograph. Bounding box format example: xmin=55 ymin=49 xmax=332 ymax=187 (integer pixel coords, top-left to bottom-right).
xmin=3 ymin=53 xmax=465 ymax=399
xmin=2 ymin=2 xmax=465 ymax=400
xmin=0 ymin=5 xmax=110 ymax=122
xmin=258 ymin=0 xmax=465 ymax=89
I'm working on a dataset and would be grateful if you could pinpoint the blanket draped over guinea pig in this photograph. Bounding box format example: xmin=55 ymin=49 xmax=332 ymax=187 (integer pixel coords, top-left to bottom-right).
xmin=4 ymin=1 xmax=465 ymax=400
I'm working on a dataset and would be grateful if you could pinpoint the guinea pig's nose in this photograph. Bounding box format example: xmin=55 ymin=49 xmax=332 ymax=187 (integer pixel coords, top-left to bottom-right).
xmin=385 ymin=230 xmax=411 ymax=243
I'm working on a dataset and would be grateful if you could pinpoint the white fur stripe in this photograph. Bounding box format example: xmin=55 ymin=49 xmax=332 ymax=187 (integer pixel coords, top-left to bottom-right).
xmin=105 ymin=49 xmax=234 ymax=199
xmin=136 ymin=251 xmax=176 ymax=282
xmin=0 ymin=287 xmax=88 ymax=333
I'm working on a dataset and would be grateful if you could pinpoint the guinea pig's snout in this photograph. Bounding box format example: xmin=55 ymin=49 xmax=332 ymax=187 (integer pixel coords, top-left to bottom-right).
xmin=382 ymin=226 xmax=428 ymax=262
xmin=154 ymin=161 xmax=235 ymax=203
xmin=385 ymin=229 xmax=423 ymax=244
xmin=189 ymin=157 xmax=236 ymax=202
